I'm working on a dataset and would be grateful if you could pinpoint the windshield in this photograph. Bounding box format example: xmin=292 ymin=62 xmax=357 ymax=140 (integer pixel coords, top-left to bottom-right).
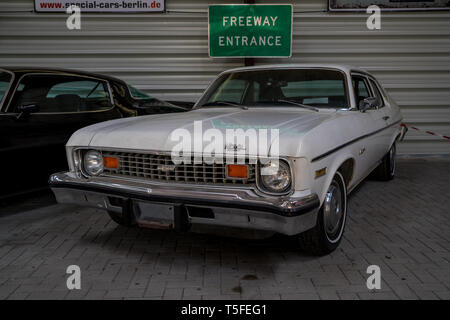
xmin=0 ymin=71 xmax=12 ymax=108
xmin=197 ymin=69 xmax=349 ymax=109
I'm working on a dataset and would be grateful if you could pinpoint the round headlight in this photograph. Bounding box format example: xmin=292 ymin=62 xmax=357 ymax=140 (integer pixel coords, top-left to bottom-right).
xmin=260 ymin=161 xmax=291 ymax=193
xmin=83 ymin=150 xmax=103 ymax=176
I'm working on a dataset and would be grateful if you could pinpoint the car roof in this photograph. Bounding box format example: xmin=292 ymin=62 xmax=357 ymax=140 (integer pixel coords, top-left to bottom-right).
xmin=0 ymin=66 xmax=125 ymax=83
xmin=223 ymin=64 xmax=372 ymax=76
xmin=0 ymin=66 xmax=193 ymax=109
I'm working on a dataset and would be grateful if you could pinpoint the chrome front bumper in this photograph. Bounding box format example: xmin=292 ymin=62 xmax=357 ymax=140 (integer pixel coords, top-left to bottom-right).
xmin=49 ymin=172 xmax=320 ymax=236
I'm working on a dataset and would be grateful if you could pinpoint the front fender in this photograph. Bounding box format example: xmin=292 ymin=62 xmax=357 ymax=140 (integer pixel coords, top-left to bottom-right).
xmin=312 ymin=152 xmax=355 ymax=205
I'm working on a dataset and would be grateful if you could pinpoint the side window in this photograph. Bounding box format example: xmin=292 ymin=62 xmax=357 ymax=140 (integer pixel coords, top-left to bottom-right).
xmin=0 ymin=72 xmax=12 ymax=107
xmin=352 ymin=76 xmax=371 ymax=107
xmin=11 ymin=74 xmax=111 ymax=113
xmin=369 ymin=79 xmax=384 ymax=108
xmin=128 ymin=85 xmax=152 ymax=99
xmin=47 ymin=81 xmax=107 ymax=99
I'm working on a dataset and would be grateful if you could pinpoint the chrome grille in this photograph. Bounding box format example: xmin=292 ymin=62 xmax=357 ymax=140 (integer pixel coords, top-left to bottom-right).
xmin=101 ymin=151 xmax=256 ymax=186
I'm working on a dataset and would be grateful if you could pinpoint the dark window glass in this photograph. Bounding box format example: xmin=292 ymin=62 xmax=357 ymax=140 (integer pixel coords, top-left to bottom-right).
xmin=199 ymin=69 xmax=349 ymax=109
xmin=352 ymin=76 xmax=370 ymax=107
xmin=0 ymin=72 xmax=12 ymax=107
xmin=128 ymin=85 xmax=153 ymax=99
xmin=128 ymin=84 xmax=180 ymax=111
xmin=11 ymin=75 xmax=111 ymax=113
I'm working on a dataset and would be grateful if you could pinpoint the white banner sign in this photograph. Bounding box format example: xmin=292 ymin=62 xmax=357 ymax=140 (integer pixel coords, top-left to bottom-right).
xmin=35 ymin=0 xmax=165 ymax=12
xmin=329 ymin=0 xmax=450 ymax=11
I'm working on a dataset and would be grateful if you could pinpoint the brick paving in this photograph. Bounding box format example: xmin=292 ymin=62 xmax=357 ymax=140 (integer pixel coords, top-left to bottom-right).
xmin=0 ymin=158 xmax=449 ymax=300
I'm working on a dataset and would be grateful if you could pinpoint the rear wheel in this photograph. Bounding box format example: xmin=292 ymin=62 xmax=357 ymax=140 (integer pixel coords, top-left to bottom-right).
xmin=298 ymin=172 xmax=347 ymax=255
xmin=373 ymin=143 xmax=396 ymax=181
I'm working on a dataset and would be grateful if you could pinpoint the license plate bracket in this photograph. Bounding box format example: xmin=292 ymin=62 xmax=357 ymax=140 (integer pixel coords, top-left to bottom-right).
xmin=132 ymin=201 xmax=190 ymax=231
xmin=134 ymin=201 xmax=175 ymax=229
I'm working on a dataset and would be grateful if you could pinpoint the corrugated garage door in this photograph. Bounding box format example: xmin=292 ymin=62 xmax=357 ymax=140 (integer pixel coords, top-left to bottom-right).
xmin=0 ymin=0 xmax=243 ymax=102
xmin=258 ymin=0 xmax=450 ymax=155
xmin=0 ymin=0 xmax=449 ymax=154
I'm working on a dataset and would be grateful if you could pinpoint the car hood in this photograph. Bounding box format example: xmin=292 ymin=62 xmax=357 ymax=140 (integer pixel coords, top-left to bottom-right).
xmin=68 ymin=107 xmax=337 ymax=157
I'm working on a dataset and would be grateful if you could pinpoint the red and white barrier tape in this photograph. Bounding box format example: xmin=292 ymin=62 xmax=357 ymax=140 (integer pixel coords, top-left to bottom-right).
xmin=401 ymin=123 xmax=450 ymax=140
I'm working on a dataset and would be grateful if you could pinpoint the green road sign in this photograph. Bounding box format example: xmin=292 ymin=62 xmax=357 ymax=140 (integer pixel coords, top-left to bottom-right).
xmin=208 ymin=4 xmax=293 ymax=58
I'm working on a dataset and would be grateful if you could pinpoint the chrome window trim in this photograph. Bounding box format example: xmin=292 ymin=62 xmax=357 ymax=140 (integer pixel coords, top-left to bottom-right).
xmin=367 ymin=76 xmax=386 ymax=108
xmin=0 ymin=68 xmax=15 ymax=112
xmin=72 ymin=146 xmax=295 ymax=197
xmin=194 ymin=67 xmax=352 ymax=111
xmin=371 ymin=78 xmax=391 ymax=102
xmin=350 ymin=72 xmax=375 ymax=110
xmin=5 ymin=72 xmax=115 ymax=113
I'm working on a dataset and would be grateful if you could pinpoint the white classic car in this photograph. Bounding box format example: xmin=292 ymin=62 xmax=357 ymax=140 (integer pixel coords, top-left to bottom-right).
xmin=50 ymin=64 xmax=405 ymax=255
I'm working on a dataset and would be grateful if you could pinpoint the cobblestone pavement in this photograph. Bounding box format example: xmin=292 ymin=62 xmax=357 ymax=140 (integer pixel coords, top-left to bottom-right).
xmin=0 ymin=158 xmax=449 ymax=300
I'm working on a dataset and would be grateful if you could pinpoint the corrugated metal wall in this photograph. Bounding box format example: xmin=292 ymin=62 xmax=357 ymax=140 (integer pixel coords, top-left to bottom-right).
xmin=0 ymin=0 xmax=449 ymax=154
xmin=0 ymin=0 xmax=242 ymax=102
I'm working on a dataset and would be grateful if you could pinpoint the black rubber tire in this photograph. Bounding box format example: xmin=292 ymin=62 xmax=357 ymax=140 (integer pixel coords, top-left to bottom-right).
xmin=298 ymin=172 xmax=347 ymax=256
xmin=372 ymin=143 xmax=396 ymax=181
xmin=107 ymin=210 xmax=134 ymax=227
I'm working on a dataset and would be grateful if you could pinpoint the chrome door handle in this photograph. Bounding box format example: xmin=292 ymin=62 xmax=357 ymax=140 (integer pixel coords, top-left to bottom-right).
xmin=382 ymin=116 xmax=390 ymax=121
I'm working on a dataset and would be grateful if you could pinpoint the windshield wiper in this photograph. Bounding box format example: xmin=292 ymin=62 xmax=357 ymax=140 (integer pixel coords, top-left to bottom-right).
xmin=275 ymin=99 xmax=319 ymax=112
xmin=201 ymin=101 xmax=247 ymax=109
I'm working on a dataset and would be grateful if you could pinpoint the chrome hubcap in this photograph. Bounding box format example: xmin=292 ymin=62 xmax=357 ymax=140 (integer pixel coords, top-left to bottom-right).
xmin=323 ymin=182 xmax=343 ymax=239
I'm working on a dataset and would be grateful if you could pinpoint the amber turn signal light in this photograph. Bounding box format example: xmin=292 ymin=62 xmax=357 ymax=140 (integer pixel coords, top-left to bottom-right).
xmin=104 ymin=156 xmax=119 ymax=169
xmin=315 ymin=167 xmax=327 ymax=178
xmin=226 ymin=164 xmax=248 ymax=179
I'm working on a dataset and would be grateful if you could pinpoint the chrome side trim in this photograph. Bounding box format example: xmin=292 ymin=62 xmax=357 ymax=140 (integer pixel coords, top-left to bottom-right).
xmin=311 ymin=120 xmax=402 ymax=162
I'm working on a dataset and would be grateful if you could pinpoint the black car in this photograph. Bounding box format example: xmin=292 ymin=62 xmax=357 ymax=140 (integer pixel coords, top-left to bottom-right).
xmin=0 ymin=67 xmax=188 ymax=199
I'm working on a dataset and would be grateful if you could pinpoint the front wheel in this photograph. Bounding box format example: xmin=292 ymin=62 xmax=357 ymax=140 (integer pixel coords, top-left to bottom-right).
xmin=298 ymin=172 xmax=347 ymax=255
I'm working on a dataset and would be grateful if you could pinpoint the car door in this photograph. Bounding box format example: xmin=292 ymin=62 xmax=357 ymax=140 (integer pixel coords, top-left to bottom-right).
xmin=0 ymin=73 xmax=122 ymax=198
xmin=367 ymin=77 xmax=392 ymax=158
xmin=351 ymin=74 xmax=388 ymax=173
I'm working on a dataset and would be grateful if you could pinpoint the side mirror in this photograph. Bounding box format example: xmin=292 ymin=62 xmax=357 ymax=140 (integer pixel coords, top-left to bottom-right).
xmin=359 ymin=97 xmax=378 ymax=112
xmin=16 ymin=103 xmax=39 ymax=120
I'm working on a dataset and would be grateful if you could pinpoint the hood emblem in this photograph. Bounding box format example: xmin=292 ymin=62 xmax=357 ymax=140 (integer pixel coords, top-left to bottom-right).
xmin=158 ymin=164 xmax=176 ymax=172
xmin=224 ymin=143 xmax=246 ymax=152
